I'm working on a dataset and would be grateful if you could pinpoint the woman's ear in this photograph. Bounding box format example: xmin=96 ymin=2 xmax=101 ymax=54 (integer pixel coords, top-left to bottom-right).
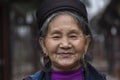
xmin=39 ymin=37 xmax=48 ymax=55
xmin=84 ymin=35 xmax=91 ymax=54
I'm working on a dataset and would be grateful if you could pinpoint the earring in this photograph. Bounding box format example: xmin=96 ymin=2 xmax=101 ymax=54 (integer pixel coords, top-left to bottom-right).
xmin=80 ymin=54 xmax=87 ymax=69
xmin=40 ymin=53 xmax=51 ymax=72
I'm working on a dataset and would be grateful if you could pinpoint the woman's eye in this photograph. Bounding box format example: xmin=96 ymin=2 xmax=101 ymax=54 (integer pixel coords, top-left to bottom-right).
xmin=70 ymin=35 xmax=78 ymax=39
xmin=52 ymin=35 xmax=61 ymax=39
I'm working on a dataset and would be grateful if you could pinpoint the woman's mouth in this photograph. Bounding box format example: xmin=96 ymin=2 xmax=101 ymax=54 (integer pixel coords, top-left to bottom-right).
xmin=56 ymin=49 xmax=75 ymax=57
xmin=57 ymin=52 xmax=73 ymax=57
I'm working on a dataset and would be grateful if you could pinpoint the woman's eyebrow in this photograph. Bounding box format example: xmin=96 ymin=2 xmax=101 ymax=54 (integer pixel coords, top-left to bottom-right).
xmin=68 ymin=29 xmax=82 ymax=34
xmin=50 ymin=30 xmax=61 ymax=35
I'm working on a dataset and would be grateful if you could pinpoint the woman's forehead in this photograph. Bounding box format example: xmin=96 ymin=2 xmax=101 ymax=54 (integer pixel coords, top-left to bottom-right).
xmin=48 ymin=13 xmax=80 ymax=28
xmin=47 ymin=13 xmax=83 ymax=33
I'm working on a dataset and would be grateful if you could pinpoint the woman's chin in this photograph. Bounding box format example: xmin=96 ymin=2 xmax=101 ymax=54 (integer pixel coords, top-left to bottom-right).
xmin=52 ymin=60 xmax=80 ymax=71
xmin=59 ymin=63 xmax=73 ymax=68
xmin=58 ymin=60 xmax=75 ymax=67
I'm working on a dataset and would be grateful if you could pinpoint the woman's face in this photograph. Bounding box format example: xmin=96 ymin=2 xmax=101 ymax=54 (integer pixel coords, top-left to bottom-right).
xmin=40 ymin=14 xmax=90 ymax=72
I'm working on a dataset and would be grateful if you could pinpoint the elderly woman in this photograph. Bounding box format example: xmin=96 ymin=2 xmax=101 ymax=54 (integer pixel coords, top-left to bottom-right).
xmin=23 ymin=0 xmax=106 ymax=80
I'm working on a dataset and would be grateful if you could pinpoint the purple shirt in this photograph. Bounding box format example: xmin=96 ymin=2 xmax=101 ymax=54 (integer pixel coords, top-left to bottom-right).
xmin=51 ymin=67 xmax=83 ymax=80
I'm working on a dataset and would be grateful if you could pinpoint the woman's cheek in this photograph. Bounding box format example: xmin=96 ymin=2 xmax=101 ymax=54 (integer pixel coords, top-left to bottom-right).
xmin=72 ymin=40 xmax=86 ymax=51
xmin=45 ymin=39 xmax=59 ymax=53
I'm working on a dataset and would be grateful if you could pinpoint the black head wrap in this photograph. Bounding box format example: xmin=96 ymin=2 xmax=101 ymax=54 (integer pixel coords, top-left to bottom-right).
xmin=36 ymin=0 xmax=88 ymax=30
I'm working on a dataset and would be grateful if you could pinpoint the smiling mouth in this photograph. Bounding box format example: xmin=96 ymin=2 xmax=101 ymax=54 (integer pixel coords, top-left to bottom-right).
xmin=57 ymin=52 xmax=73 ymax=57
xmin=56 ymin=49 xmax=75 ymax=57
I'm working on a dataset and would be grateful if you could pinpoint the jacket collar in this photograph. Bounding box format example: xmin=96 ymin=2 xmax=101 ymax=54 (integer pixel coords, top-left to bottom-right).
xmin=83 ymin=62 xmax=106 ymax=80
xmin=25 ymin=62 xmax=106 ymax=80
xmin=39 ymin=62 xmax=106 ymax=80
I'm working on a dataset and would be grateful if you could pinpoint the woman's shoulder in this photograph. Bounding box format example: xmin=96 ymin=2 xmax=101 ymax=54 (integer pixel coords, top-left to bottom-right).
xmin=23 ymin=70 xmax=42 ymax=80
xmin=86 ymin=62 xmax=106 ymax=80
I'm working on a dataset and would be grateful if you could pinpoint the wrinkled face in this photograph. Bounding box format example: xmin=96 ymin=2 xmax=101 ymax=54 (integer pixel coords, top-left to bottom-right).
xmin=40 ymin=14 xmax=90 ymax=72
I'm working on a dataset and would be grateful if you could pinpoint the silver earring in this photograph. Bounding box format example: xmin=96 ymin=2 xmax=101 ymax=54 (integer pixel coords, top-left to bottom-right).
xmin=40 ymin=54 xmax=51 ymax=72
xmin=80 ymin=54 xmax=87 ymax=69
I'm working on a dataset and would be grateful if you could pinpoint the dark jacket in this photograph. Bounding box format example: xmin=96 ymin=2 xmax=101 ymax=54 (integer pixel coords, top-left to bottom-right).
xmin=23 ymin=62 xmax=106 ymax=80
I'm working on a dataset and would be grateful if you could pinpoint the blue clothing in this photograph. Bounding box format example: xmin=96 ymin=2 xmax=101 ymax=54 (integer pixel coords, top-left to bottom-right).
xmin=23 ymin=62 xmax=106 ymax=80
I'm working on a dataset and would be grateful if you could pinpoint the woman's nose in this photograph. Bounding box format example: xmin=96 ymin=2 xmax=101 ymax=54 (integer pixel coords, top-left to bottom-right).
xmin=59 ymin=37 xmax=72 ymax=49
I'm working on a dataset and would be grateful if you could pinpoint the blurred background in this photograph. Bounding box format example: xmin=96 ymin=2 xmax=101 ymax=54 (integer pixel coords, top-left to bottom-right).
xmin=0 ymin=0 xmax=120 ymax=80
